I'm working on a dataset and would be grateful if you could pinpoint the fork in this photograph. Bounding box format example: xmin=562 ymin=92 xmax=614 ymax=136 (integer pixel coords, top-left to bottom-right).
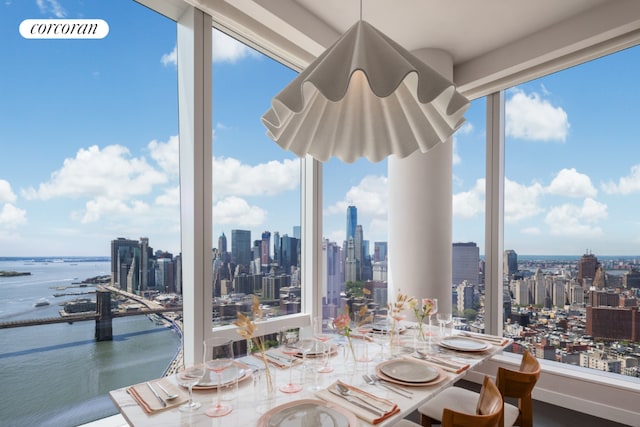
xmin=363 ymin=374 xmax=413 ymax=398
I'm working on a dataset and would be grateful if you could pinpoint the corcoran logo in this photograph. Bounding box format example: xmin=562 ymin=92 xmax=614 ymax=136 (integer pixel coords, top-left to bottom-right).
xmin=19 ymin=19 xmax=109 ymax=39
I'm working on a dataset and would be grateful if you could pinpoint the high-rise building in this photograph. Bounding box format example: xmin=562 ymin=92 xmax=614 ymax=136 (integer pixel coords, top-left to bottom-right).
xmin=346 ymin=205 xmax=357 ymax=241
xmin=504 ymin=249 xmax=518 ymax=278
xmin=218 ymin=232 xmax=227 ymax=254
xmin=456 ymin=281 xmax=475 ymax=313
xmin=578 ymin=251 xmax=599 ymax=285
xmin=231 ymin=229 xmax=252 ymax=268
xmin=293 ymin=226 xmax=301 ymax=239
xmin=280 ymin=234 xmax=299 ymax=274
xmin=452 ymin=242 xmax=480 ymax=286
xmin=261 ymin=231 xmax=271 ymax=268
xmin=111 ymin=237 xmax=139 ymax=291
xmin=355 ymin=224 xmax=364 ymax=281
xmin=322 ymin=238 xmax=343 ymax=308
xmin=374 ymin=242 xmax=388 ymax=262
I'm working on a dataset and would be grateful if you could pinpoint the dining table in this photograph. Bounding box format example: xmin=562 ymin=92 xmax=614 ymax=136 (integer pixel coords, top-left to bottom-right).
xmin=109 ymin=325 xmax=511 ymax=427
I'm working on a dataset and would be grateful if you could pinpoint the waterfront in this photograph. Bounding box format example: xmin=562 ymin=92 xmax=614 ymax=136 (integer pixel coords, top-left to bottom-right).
xmin=0 ymin=258 xmax=181 ymax=427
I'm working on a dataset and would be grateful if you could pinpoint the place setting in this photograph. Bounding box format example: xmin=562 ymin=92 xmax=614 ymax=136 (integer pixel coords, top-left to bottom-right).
xmin=314 ymin=379 xmax=401 ymax=425
xmin=373 ymin=358 xmax=448 ymax=388
xmin=126 ymin=379 xmax=189 ymax=414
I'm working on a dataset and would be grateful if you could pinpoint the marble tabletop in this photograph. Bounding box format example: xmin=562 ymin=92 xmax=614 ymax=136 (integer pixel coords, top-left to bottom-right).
xmin=109 ymin=328 xmax=510 ymax=427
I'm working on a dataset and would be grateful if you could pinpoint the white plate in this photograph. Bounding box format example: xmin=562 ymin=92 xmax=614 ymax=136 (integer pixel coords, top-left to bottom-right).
xmin=378 ymin=359 xmax=439 ymax=383
xmin=192 ymin=366 xmax=248 ymax=389
xmin=439 ymin=336 xmax=490 ymax=352
xmin=257 ymin=399 xmax=358 ymax=427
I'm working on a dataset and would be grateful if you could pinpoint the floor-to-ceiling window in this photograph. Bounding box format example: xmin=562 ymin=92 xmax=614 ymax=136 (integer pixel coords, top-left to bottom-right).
xmin=321 ymin=157 xmax=388 ymax=327
xmin=0 ymin=1 xmax=180 ymax=425
xmin=207 ymin=28 xmax=302 ymax=329
xmin=500 ymin=45 xmax=640 ymax=378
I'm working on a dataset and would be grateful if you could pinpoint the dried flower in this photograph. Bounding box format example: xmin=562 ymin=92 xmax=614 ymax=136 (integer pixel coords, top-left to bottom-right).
xmin=233 ymin=295 xmax=273 ymax=393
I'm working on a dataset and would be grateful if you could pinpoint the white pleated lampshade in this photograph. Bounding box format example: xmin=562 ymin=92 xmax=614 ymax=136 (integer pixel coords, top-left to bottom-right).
xmin=262 ymin=20 xmax=470 ymax=163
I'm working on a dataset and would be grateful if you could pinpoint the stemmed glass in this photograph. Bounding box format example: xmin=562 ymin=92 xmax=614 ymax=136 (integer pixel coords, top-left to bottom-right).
xmin=203 ymin=337 xmax=234 ymax=417
xmin=356 ymin=322 xmax=373 ymax=364
xmin=177 ymin=364 xmax=205 ymax=412
xmin=279 ymin=327 xmax=302 ymax=393
xmin=437 ymin=312 xmax=452 ymax=337
xmin=313 ymin=316 xmax=334 ymax=373
xmin=427 ymin=298 xmax=438 ymax=351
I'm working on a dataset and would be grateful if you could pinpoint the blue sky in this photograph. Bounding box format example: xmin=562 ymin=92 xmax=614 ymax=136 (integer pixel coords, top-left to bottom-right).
xmin=1 ymin=0 xmax=639 ymax=257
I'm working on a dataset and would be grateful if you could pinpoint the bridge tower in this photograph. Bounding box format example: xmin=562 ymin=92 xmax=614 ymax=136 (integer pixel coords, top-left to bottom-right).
xmin=95 ymin=289 xmax=113 ymax=341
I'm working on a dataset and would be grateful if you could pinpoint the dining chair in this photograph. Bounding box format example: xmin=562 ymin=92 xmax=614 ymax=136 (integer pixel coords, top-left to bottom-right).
xmin=418 ymin=375 xmax=503 ymax=427
xmin=495 ymin=350 xmax=541 ymax=427
xmin=418 ymin=351 xmax=541 ymax=427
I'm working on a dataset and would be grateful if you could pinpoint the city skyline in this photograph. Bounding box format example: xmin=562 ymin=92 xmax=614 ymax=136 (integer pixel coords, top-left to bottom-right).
xmin=2 ymin=0 xmax=640 ymax=257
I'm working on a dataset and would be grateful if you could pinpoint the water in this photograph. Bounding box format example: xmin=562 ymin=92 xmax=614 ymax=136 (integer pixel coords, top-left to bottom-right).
xmin=0 ymin=258 xmax=181 ymax=427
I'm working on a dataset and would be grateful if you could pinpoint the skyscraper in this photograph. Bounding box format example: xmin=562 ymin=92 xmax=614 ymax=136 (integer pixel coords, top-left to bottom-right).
xmin=452 ymin=242 xmax=480 ymax=286
xmin=231 ymin=229 xmax=251 ymax=268
xmin=261 ymin=231 xmax=271 ymax=268
xmin=578 ymin=251 xmax=599 ymax=286
xmin=218 ymin=232 xmax=227 ymax=254
xmin=346 ymin=205 xmax=357 ymax=241
xmin=504 ymin=249 xmax=518 ymax=278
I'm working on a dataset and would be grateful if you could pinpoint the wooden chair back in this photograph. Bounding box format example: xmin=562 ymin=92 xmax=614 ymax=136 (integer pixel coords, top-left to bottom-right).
xmin=441 ymin=376 xmax=503 ymax=427
xmin=496 ymin=350 xmax=541 ymax=427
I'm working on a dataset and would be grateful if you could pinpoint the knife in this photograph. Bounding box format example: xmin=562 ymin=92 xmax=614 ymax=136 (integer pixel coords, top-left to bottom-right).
xmin=146 ymin=381 xmax=167 ymax=408
xmin=328 ymin=388 xmax=383 ymax=416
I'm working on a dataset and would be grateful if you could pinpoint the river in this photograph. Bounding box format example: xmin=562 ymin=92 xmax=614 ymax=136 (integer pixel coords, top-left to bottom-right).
xmin=0 ymin=258 xmax=181 ymax=427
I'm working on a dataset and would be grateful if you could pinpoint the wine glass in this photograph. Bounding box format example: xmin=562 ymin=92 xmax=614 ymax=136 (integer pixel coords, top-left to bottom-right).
xmin=427 ymin=298 xmax=438 ymax=351
xmin=203 ymin=337 xmax=234 ymax=417
xmin=278 ymin=327 xmax=302 ymax=393
xmin=313 ymin=316 xmax=334 ymax=374
xmin=437 ymin=312 xmax=452 ymax=337
xmin=177 ymin=364 xmax=205 ymax=412
xmin=356 ymin=322 xmax=373 ymax=363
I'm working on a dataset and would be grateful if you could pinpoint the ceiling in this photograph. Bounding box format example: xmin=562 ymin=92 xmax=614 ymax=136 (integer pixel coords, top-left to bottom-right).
xmin=139 ymin=0 xmax=640 ymax=98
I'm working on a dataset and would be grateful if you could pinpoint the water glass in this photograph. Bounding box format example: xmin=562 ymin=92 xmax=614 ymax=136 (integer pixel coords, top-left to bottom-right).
xmin=437 ymin=312 xmax=453 ymax=337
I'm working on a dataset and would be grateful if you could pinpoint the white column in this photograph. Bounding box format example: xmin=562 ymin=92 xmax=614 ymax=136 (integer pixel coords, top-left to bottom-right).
xmin=178 ymin=7 xmax=212 ymax=366
xmin=388 ymin=48 xmax=454 ymax=311
xmin=484 ymin=92 xmax=505 ymax=335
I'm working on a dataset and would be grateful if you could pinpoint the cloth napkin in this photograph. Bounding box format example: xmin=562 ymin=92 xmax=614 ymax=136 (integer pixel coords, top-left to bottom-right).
xmin=316 ymin=380 xmax=400 ymax=425
xmin=127 ymin=380 xmax=188 ymax=413
xmin=258 ymin=349 xmax=302 ymax=368
xmin=459 ymin=331 xmax=510 ymax=346
xmin=410 ymin=354 xmax=470 ymax=374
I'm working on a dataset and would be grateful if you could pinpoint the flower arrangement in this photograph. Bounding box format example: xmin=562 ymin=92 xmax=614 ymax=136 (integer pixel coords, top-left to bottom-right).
xmin=387 ymin=290 xmax=415 ymax=351
xmin=333 ymin=304 xmax=371 ymax=363
xmin=233 ymin=295 xmax=273 ymax=394
xmin=409 ymin=297 xmax=435 ymax=337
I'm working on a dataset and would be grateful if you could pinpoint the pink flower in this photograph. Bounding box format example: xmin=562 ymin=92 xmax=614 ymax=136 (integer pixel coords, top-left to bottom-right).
xmin=422 ymin=298 xmax=434 ymax=316
xmin=333 ymin=314 xmax=351 ymax=332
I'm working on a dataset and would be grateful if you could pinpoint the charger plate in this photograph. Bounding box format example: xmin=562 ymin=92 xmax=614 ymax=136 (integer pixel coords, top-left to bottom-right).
xmin=257 ymin=399 xmax=358 ymax=427
xmin=375 ymin=360 xmax=447 ymax=387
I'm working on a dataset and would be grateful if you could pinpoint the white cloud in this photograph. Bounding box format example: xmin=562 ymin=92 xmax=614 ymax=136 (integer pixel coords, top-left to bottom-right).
xmin=325 ymin=175 xmax=388 ymax=218
xmin=79 ymin=197 xmax=150 ymax=224
xmin=161 ymin=31 xmax=259 ymax=67
xmin=546 ymin=168 xmax=597 ymax=198
xmin=161 ymin=46 xmax=176 ymax=67
xmin=506 ymin=88 xmax=569 ymax=142
xmin=601 ymin=164 xmax=640 ymax=195
xmin=212 ymin=30 xmax=259 ymax=63
xmin=148 ymin=135 xmax=179 ymax=176
xmin=520 ymin=227 xmax=541 ymax=235
xmin=0 ymin=179 xmax=17 ymax=203
xmin=0 ymin=203 xmax=27 ymax=228
xmin=453 ymin=178 xmax=485 ymax=219
xmin=155 ymin=186 xmax=179 ymax=207
xmin=21 ymin=145 xmax=167 ymax=201
xmin=452 ymin=122 xmax=473 ymax=165
xmin=213 ymin=196 xmax=266 ymax=226
xmin=213 ymin=157 xmax=299 ymax=198
xmin=545 ymin=198 xmax=607 ymax=236
xmin=505 ymin=178 xmax=545 ymax=223
xmin=36 ymin=0 xmax=65 ymax=17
